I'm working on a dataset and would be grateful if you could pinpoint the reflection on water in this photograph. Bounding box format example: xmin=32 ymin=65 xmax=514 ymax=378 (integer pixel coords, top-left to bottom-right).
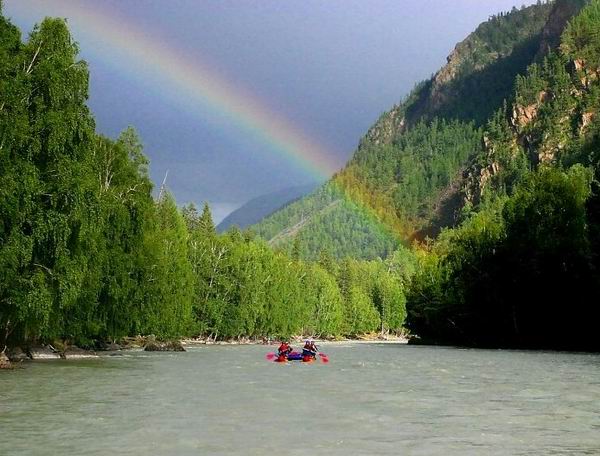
xmin=1 ymin=344 xmax=600 ymax=455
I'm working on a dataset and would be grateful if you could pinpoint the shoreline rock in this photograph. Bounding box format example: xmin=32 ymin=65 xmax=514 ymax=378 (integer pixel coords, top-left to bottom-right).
xmin=96 ymin=341 xmax=122 ymax=351
xmin=28 ymin=345 xmax=61 ymax=360
xmin=3 ymin=333 xmax=408 ymax=362
xmin=0 ymin=351 xmax=12 ymax=369
xmin=144 ymin=340 xmax=186 ymax=352
xmin=119 ymin=336 xmax=147 ymax=349
xmin=7 ymin=347 xmax=29 ymax=362
xmin=62 ymin=346 xmax=98 ymax=359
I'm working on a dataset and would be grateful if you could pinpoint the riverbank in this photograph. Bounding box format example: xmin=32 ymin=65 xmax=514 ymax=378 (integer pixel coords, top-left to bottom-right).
xmin=0 ymin=333 xmax=408 ymax=368
xmin=182 ymin=333 xmax=409 ymax=347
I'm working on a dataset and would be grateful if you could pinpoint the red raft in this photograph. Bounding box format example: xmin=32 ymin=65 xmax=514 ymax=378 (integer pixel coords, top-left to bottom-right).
xmin=266 ymin=351 xmax=329 ymax=363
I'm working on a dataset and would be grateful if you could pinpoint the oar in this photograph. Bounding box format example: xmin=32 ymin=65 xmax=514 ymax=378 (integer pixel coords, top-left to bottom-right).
xmin=265 ymin=352 xmax=277 ymax=360
xmin=318 ymin=353 xmax=329 ymax=363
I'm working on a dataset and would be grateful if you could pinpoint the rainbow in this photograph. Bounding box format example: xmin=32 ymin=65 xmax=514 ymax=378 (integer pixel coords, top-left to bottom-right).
xmin=8 ymin=0 xmax=405 ymax=248
xmin=7 ymin=0 xmax=342 ymax=180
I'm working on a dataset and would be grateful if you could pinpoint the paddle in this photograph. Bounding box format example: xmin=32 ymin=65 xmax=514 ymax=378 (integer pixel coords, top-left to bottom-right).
xmin=265 ymin=352 xmax=277 ymax=360
xmin=318 ymin=353 xmax=329 ymax=363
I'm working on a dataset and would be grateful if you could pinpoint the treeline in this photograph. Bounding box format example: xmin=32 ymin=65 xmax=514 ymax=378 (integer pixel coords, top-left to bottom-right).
xmin=187 ymin=211 xmax=409 ymax=339
xmin=406 ymin=0 xmax=600 ymax=351
xmin=0 ymin=13 xmax=409 ymax=347
xmin=408 ymin=166 xmax=600 ymax=349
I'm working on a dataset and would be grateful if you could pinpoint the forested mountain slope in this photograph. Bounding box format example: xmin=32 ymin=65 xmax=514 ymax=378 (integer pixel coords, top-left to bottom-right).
xmin=253 ymin=1 xmax=585 ymax=259
xmin=407 ymin=0 xmax=600 ymax=350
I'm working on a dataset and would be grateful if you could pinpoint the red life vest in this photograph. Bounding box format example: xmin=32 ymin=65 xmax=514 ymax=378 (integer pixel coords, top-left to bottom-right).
xmin=304 ymin=342 xmax=316 ymax=352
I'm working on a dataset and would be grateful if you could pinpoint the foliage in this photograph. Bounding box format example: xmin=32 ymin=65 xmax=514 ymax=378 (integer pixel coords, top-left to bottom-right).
xmin=352 ymin=119 xmax=482 ymax=225
xmin=561 ymin=0 xmax=600 ymax=62
xmin=0 ymin=14 xmax=410 ymax=346
xmin=254 ymin=119 xmax=482 ymax=259
xmin=407 ymin=167 xmax=598 ymax=349
xmin=253 ymin=183 xmax=400 ymax=260
xmin=407 ymin=0 xmax=600 ymax=350
xmin=188 ymin=221 xmax=408 ymax=339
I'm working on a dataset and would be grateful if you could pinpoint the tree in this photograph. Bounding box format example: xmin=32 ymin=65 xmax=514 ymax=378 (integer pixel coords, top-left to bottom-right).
xmin=199 ymin=202 xmax=216 ymax=236
xmin=139 ymin=193 xmax=195 ymax=338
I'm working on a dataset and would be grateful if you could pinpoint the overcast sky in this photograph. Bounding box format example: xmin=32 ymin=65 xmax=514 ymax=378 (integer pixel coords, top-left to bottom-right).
xmin=6 ymin=0 xmax=538 ymax=222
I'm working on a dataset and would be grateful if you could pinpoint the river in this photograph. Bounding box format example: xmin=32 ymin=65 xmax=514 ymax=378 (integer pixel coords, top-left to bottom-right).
xmin=1 ymin=343 xmax=599 ymax=455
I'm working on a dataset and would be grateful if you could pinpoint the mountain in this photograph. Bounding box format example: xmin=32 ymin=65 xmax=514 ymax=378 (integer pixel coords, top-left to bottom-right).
xmin=252 ymin=0 xmax=585 ymax=260
xmin=407 ymin=0 xmax=600 ymax=350
xmin=216 ymin=183 xmax=318 ymax=232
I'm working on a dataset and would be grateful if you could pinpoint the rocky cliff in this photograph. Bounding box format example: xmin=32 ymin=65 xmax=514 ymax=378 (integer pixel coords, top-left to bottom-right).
xmin=462 ymin=0 xmax=596 ymax=206
xmin=361 ymin=2 xmax=554 ymax=150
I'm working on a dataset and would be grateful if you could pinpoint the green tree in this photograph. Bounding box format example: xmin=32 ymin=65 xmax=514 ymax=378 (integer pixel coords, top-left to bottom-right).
xmin=199 ymin=202 xmax=216 ymax=236
xmin=139 ymin=193 xmax=195 ymax=338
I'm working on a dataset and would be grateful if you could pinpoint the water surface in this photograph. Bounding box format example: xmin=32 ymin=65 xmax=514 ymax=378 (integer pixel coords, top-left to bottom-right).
xmin=1 ymin=344 xmax=599 ymax=455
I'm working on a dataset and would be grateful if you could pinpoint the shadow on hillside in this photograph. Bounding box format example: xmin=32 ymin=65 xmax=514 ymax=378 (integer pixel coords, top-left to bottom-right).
xmin=404 ymin=33 xmax=544 ymax=129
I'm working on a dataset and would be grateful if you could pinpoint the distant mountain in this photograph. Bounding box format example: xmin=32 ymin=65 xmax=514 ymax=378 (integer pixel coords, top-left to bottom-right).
xmin=252 ymin=0 xmax=586 ymax=260
xmin=216 ymin=183 xmax=318 ymax=232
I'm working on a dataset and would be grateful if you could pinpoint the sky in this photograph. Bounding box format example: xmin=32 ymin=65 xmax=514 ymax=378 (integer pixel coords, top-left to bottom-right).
xmin=5 ymin=0 xmax=538 ymax=223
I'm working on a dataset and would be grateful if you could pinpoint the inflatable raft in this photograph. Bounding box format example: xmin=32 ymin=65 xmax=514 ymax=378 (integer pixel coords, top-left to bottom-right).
xmin=270 ymin=351 xmax=328 ymax=363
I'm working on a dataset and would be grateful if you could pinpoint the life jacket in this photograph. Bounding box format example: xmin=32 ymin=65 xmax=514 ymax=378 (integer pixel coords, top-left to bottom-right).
xmin=278 ymin=343 xmax=290 ymax=354
xmin=303 ymin=343 xmax=316 ymax=358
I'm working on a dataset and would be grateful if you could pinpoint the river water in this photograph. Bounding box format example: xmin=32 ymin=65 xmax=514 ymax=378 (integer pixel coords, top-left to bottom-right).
xmin=1 ymin=343 xmax=599 ymax=455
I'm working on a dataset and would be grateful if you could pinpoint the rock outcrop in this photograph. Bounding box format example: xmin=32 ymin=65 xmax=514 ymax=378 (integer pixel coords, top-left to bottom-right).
xmin=362 ymin=105 xmax=405 ymax=147
xmin=463 ymin=37 xmax=600 ymax=205
xmin=570 ymin=58 xmax=600 ymax=89
xmin=537 ymin=0 xmax=588 ymax=57
xmin=581 ymin=111 xmax=595 ymax=133
xmin=512 ymin=91 xmax=550 ymax=130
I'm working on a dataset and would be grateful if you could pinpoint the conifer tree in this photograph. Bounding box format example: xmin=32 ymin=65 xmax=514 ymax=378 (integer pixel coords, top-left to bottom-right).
xmin=199 ymin=202 xmax=216 ymax=236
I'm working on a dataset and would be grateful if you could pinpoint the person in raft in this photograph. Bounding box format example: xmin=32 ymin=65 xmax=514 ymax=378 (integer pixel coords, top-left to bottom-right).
xmin=302 ymin=339 xmax=318 ymax=359
xmin=277 ymin=340 xmax=293 ymax=358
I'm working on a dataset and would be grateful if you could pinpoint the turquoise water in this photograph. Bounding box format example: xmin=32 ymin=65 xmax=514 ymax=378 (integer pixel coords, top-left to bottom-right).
xmin=1 ymin=344 xmax=599 ymax=455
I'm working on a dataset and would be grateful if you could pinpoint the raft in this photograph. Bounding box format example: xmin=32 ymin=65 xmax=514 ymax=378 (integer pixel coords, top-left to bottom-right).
xmin=275 ymin=351 xmax=316 ymax=362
